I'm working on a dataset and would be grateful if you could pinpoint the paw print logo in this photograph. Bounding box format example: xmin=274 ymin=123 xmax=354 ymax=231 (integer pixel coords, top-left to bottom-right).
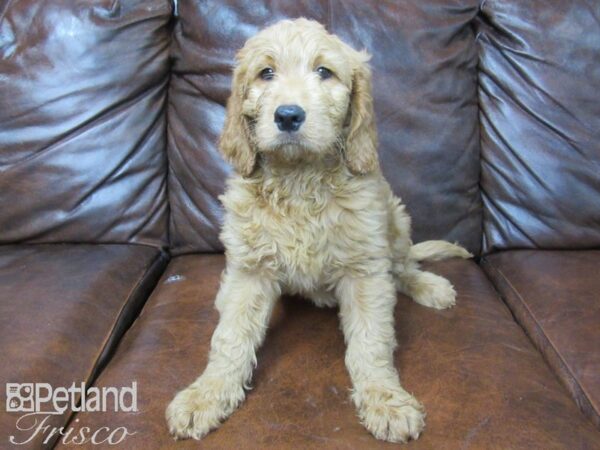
xmin=6 ymin=383 xmax=35 ymax=412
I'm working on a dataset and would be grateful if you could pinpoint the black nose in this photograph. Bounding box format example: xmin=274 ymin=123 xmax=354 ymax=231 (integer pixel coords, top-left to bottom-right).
xmin=274 ymin=105 xmax=306 ymax=132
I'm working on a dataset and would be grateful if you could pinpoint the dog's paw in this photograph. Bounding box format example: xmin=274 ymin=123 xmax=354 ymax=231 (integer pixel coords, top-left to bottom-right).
xmin=355 ymin=386 xmax=425 ymax=443
xmin=166 ymin=378 xmax=244 ymax=440
xmin=411 ymin=271 xmax=456 ymax=310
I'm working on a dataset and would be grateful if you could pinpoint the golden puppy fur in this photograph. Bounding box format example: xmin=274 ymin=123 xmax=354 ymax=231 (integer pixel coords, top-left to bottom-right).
xmin=166 ymin=18 xmax=471 ymax=444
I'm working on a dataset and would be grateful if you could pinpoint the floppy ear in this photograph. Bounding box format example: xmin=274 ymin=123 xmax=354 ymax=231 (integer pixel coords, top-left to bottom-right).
xmin=344 ymin=53 xmax=379 ymax=175
xmin=218 ymin=62 xmax=256 ymax=177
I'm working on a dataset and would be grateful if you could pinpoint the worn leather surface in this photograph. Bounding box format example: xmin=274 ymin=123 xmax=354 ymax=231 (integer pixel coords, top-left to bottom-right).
xmin=0 ymin=244 xmax=167 ymax=449
xmin=60 ymin=255 xmax=600 ymax=449
xmin=477 ymin=0 xmax=600 ymax=253
xmin=483 ymin=250 xmax=600 ymax=430
xmin=167 ymin=0 xmax=482 ymax=255
xmin=0 ymin=0 xmax=172 ymax=248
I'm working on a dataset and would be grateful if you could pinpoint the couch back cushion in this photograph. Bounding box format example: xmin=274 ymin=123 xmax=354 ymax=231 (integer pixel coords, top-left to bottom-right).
xmin=478 ymin=0 xmax=600 ymax=253
xmin=0 ymin=0 xmax=172 ymax=247
xmin=167 ymin=0 xmax=483 ymax=255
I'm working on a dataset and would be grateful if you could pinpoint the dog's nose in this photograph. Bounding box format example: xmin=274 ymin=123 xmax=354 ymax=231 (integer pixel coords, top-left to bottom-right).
xmin=274 ymin=105 xmax=306 ymax=132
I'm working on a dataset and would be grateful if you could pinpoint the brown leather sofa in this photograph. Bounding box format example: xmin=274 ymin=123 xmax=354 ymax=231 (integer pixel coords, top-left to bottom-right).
xmin=1 ymin=1 xmax=599 ymax=449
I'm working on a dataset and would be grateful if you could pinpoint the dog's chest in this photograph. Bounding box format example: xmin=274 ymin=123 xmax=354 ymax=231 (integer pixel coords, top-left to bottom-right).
xmin=221 ymin=172 xmax=390 ymax=293
xmin=251 ymin=193 xmax=343 ymax=289
xmin=222 ymin=178 xmax=362 ymax=289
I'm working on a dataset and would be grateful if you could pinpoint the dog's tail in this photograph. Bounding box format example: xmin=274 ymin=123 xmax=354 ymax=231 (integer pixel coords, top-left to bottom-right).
xmin=409 ymin=240 xmax=473 ymax=262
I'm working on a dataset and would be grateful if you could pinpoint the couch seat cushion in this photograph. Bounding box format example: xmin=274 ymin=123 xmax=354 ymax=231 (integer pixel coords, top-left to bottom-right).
xmin=483 ymin=250 xmax=600 ymax=429
xmin=0 ymin=244 xmax=167 ymax=449
xmin=59 ymin=255 xmax=600 ymax=449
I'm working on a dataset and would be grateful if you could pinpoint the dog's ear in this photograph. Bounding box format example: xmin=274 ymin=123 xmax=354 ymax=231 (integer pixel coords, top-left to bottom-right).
xmin=218 ymin=60 xmax=256 ymax=177
xmin=344 ymin=52 xmax=379 ymax=175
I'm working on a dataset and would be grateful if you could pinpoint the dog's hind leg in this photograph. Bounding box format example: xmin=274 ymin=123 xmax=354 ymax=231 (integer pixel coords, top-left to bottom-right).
xmin=387 ymin=194 xmax=471 ymax=310
xmin=395 ymin=266 xmax=458 ymax=309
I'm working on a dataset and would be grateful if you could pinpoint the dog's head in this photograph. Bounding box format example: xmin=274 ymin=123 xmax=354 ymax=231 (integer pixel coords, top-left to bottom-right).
xmin=219 ymin=18 xmax=378 ymax=176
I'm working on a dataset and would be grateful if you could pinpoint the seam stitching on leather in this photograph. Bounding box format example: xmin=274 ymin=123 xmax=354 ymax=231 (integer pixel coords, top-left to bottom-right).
xmin=485 ymin=258 xmax=599 ymax=423
xmin=472 ymin=3 xmax=485 ymax=256
xmin=53 ymin=249 xmax=168 ymax=449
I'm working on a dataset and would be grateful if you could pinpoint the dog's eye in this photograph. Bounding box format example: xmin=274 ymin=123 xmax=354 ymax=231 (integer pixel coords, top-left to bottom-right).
xmin=316 ymin=66 xmax=333 ymax=80
xmin=259 ymin=67 xmax=275 ymax=81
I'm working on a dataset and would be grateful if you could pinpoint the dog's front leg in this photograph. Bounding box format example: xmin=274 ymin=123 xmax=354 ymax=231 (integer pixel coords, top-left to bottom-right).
xmin=166 ymin=268 xmax=280 ymax=440
xmin=337 ymin=273 xmax=425 ymax=443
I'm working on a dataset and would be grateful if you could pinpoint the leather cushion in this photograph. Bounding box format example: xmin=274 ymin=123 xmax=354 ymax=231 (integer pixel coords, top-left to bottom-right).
xmin=60 ymin=255 xmax=600 ymax=448
xmin=483 ymin=250 xmax=600 ymax=429
xmin=0 ymin=0 xmax=172 ymax=247
xmin=167 ymin=0 xmax=483 ymax=255
xmin=0 ymin=244 xmax=167 ymax=449
xmin=478 ymin=0 xmax=600 ymax=252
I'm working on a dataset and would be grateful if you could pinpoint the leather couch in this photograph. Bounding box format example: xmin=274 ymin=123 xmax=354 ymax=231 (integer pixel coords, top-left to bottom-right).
xmin=1 ymin=1 xmax=598 ymax=448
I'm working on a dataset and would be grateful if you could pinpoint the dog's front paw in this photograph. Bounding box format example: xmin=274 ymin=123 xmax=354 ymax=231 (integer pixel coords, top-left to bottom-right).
xmin=411 ymin=271 xmax=456 ymax=310
xmin=355 ymin=386 xmax=426 ymax=443
xmin=166 ymin=378 xmax=244 ymax=440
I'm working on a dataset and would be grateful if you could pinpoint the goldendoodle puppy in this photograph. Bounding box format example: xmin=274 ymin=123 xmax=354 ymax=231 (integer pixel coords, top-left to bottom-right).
xmin=166 ymin=18 xmax=471 ymax=444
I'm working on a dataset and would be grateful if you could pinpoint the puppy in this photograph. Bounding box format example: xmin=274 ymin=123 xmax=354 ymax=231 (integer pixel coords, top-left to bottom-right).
xmin=166 ymin=18 xmax=471 ymax=444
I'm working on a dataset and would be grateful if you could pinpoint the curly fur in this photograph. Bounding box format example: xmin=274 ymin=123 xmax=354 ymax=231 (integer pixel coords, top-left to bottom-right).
xmin=166 ymin=18 xmax=472 ymax=444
